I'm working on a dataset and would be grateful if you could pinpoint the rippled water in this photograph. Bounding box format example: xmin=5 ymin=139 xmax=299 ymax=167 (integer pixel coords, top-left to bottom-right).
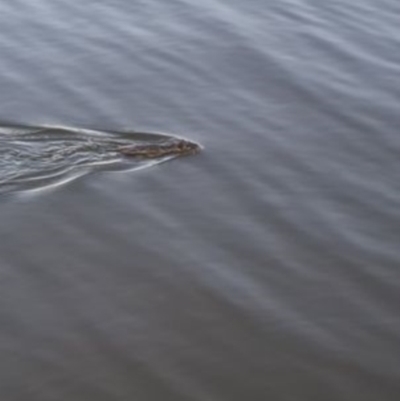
xmin=0 ymin=125 xmax=195 ymax=194
xmin=0 ymin=0 xmax=399 ymax=400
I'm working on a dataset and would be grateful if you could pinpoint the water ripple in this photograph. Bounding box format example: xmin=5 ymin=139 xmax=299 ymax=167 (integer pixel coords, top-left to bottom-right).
xmin=0 ymin=125 xmax=188 ymax=194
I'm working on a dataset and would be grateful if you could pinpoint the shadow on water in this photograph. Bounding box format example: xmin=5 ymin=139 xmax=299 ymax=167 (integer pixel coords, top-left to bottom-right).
xmin=0 ymin=124 xmax=199 ymax=195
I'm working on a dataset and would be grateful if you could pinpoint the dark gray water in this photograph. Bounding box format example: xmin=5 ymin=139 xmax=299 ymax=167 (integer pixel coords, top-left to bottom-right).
xmin=0 ymin=0 xmax=399 ymax=400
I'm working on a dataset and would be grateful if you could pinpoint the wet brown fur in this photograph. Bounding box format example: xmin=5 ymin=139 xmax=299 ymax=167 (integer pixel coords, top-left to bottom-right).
xmin=117 ymin=138 xmax=200 ymax=158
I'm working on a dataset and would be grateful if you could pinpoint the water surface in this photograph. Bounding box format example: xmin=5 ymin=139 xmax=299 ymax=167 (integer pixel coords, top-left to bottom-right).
xmin=0 ymin=0 xmax=399 ymax=400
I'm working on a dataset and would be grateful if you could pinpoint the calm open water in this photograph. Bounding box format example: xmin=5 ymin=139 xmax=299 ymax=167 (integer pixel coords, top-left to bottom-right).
xmin=0 ymin=0 xmax=399 ymax=400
